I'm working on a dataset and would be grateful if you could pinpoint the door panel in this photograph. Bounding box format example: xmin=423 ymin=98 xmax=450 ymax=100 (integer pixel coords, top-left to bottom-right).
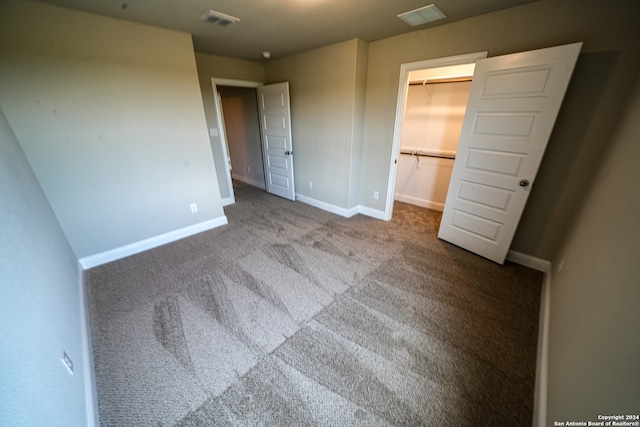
xmin=458 ymin=180 xmax=513 ymax=211
xmin=438 ymin=43 xmax=582 ymax=264
xmin=257 ymin=82 xmax=295 ymax=201
xmin=265 ymin=135 xmax=287 ymax=150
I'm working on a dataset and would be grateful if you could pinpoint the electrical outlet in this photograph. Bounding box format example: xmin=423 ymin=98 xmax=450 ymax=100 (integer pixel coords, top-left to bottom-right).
xmin=190 ymin=203 xmax=198 ymax=213
xmin=373 ymin=191 xmax=379 ymax=200
xmin=308 ymin=181 xmax=313 ymax=189
xmin=61 ymin=351 xmax=74 ymax=375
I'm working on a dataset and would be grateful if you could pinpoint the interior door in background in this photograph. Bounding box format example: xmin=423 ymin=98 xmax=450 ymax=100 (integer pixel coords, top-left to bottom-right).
xmin=257 ymin=82 xmax=295 ymax=201
xmin=438 ymin=42 xmax=583 ymax=264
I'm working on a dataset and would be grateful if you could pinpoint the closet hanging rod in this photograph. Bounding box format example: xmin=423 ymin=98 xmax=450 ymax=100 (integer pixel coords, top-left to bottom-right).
xmin=409 ymin=77 xmax=472 ymax=85
xmin=400 ymin=149 xmax=456 ymax=159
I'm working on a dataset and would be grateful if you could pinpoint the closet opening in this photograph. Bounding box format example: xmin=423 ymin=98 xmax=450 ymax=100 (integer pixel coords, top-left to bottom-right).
xmin=395 ymin=75 xmax=472 ymax=211
xmin=383 ymin=52 xmax=488 ymax=221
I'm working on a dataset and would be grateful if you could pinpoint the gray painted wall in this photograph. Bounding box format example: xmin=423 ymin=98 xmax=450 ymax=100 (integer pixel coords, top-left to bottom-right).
xmin=359 ymin=0 xmax=640 ymax=260
xmin=547 ymin=79 xmax=640 ymax=424
xmin=194 ymin=53 xmax=265 ymax=201
xmin=348 ymin=39 xmax=369 ymax=209
xmin=0 ymin=0 xmax=225 ymax=259
xmin=0 ymin=108 xmax=88 ymax=425
xmin=265 ymin=39 xmax=368 ymax=210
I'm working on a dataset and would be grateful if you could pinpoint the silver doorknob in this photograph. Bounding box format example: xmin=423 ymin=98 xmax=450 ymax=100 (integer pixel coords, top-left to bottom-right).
xmin=519 ymin=179 xmax=530 ymax=187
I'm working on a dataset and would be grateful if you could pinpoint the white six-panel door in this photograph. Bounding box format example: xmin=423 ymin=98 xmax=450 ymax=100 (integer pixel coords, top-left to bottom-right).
xmin=438 ymin=43 xmax=582 ymax=264
xmin=257 ymin=82 xmax=295 ymax=201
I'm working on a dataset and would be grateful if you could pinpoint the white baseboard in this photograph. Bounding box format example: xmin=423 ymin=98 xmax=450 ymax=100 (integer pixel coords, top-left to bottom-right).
xmin=357 ymin=205 xmax=387 ymax=220
xmin=76 ymin=216 xmax=228 ymax=422
xmin=506 ymin=250 xmax=551 ymax=427
xmin=532 ymin=267 xmax=551 ymax=427
xmin=295 ymin=193 xmax=360 ymax=218
xmin=222 ymin=196 xmax=235 ymax=206
xmin=77 ymin=267 xmax=98 ymax=427
xmin=506 ymin=250 xmax=551 ymax=273
xmin=78 ymin=216 xmax=228 ymax=269
xmin=393 ymin=194 xmax=444 ymax=212
xmin=232 ymin=173 xmax=266 ymax=190
xmin=295 ymin=193 xmax=387 ymax=221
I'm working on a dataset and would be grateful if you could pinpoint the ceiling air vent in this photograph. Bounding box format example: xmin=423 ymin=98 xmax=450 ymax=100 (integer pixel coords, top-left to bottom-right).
xmin=201 ymin=10 xmax=240 ymax=27
xmin=398 ymin=4 xmax=446 ymax=26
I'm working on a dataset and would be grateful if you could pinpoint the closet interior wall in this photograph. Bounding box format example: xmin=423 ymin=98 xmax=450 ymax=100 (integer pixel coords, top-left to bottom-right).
xmin=394 ymin=80 xmax=471 ymax=211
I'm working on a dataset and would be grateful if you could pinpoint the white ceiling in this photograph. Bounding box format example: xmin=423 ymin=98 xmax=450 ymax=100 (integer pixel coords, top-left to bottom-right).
xmin=35 ymin=0 xmax=539 ymax=61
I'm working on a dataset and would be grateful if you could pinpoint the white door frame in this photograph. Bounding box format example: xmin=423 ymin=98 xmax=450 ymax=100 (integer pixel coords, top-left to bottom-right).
xmin=211 ymin=78 xmax=263 ymax=206
xmin=383 ymin=51 xmax=488 ymax=220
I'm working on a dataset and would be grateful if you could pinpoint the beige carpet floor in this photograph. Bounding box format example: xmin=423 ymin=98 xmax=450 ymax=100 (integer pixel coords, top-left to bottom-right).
xmin=86 ymin=181 xmax=543 ymax=426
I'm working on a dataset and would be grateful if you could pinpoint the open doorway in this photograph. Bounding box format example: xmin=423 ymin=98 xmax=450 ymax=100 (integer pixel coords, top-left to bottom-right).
xmin=217 ymin=85 xmax=266 ymax=190
xmin=211 ymin=78 xmax=264 ymax=205
xmin=212 ymin=78 xmax=296 ymax=204
xmin=384 ymin=52 xmax=488 ymax=220
xmin=395 ymin=75 xmax=472 ymax=211
xmin=387 ymin=44 xmax=581 ymax=264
